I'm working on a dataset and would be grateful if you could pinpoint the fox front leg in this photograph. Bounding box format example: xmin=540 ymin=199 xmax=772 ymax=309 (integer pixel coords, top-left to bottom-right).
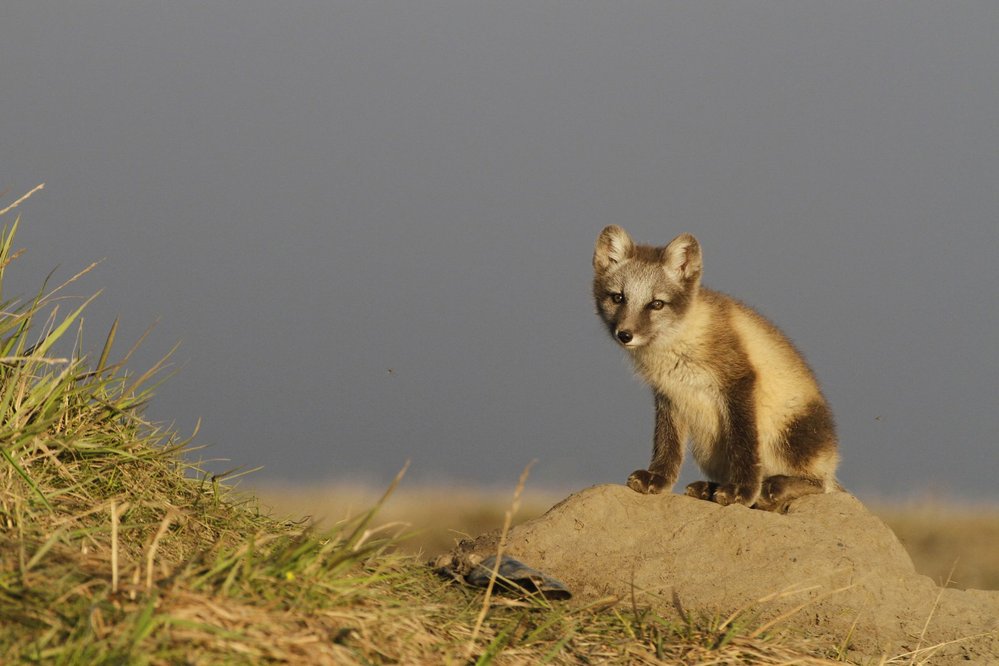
xmin=708 ymin=375 xmax=762 ymax=507
xmin=627 ymin=394 xmax=682 ymax=494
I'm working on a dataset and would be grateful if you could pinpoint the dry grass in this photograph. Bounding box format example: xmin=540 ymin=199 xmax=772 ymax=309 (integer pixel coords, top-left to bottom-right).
xmin=873 ymin=501 xmax=999 ymax=591
xmin=249 ymin=482 xmax=562 ymax=557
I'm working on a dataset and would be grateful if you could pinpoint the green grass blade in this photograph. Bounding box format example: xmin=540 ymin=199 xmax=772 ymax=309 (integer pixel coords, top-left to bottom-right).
xmin=0 ymin=446 xmax=54 ymax=512
xmin=33 ymin=291 xmax=102 ymax=358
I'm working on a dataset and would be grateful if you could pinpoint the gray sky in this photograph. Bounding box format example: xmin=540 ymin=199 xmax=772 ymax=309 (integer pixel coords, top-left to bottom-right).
xmin=2 ymin=2 xmax=997 ymax=500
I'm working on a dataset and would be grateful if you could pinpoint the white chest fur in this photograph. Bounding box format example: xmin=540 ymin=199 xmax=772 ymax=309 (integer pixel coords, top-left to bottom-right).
xmin=632 ymin=345 xmax=725 ymax=471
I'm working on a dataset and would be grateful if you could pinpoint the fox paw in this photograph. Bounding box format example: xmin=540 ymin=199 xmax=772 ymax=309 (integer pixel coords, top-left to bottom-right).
xmin=712 ymin=483 xmax=757 ymax=507
xmin=627 ymin=470 xmax=669 ymax=494
xmin=683 ymin=480 xmax=718 ymax=501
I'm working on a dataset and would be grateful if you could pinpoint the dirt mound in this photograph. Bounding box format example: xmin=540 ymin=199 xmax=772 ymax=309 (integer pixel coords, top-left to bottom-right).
xmin=445 ymin=485 xmax=999 ymax=664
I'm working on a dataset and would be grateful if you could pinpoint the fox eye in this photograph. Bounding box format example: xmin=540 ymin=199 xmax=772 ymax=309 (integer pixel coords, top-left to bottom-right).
xmin=648 ymin=299 xmax=666 ymax=311
xmin=610 ymin=292 xmax=625 ymax=304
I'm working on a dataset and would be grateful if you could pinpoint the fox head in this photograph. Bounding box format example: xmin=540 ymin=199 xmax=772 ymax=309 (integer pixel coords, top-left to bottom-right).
xmin=592 ymin=226 xmax=702 ymax=349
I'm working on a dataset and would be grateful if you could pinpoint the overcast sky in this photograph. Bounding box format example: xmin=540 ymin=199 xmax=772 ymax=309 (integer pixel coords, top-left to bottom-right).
xmin=2 ymin=2 xmax=996 ymax=500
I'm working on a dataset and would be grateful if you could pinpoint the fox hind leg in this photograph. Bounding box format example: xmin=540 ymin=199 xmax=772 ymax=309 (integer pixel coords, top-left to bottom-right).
xmin=753 ymin=475 xmax=825 ymax=512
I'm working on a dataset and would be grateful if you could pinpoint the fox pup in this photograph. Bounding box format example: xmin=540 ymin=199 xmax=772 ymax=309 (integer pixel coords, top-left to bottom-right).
xmin=593 ymin=226 xmax=840 ymax=511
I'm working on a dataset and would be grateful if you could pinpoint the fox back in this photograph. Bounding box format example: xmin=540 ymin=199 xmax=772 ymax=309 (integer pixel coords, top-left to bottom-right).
xmin=592 ymin=225 xmax=840 ymax=510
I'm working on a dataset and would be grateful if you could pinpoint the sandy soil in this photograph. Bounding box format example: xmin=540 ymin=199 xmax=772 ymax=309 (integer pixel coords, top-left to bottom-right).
xmin=443 ymin=485 xmax=999 ymax=664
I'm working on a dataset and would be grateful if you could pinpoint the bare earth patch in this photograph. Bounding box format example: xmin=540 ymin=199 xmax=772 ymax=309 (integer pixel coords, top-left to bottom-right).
xmin=443 ymin=485 xmax=999 ymax=664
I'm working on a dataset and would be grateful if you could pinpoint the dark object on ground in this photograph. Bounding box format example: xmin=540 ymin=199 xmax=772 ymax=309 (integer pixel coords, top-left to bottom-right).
xmin=434 ymin=553 xmax=572 ymax=601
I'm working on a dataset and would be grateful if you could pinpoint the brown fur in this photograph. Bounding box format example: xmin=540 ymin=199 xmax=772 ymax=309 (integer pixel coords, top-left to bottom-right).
xmin=593 ymin=226 xmax=840 ymax=510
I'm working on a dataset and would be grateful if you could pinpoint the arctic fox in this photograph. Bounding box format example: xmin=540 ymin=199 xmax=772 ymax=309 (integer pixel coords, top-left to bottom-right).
xmin=592 ymin=226 xmax=840 ymax=511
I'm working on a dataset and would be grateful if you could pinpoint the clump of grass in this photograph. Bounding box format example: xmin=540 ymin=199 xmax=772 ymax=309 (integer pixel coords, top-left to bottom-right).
xmin=0 ymin=186 xmax=846 ymax=664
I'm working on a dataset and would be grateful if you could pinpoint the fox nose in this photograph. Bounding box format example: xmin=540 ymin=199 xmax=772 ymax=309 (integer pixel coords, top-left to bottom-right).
xmin=617 ymin=330 xmax=633 ymax=344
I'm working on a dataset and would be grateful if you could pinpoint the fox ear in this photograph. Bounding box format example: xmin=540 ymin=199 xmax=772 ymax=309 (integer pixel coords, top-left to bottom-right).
xmin=663 ymin=233 xmax=702 ymax=283
xmin=594 ymin=225 xmax=635 ymax=273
